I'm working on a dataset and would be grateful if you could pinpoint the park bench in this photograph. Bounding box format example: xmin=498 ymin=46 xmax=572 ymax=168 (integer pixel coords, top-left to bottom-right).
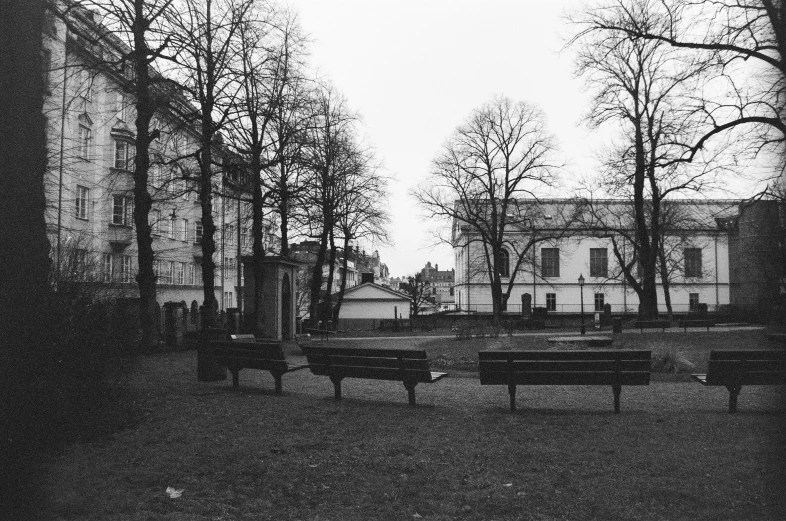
xmin=691 ymin=350 xmax=786 ymax=412
xmin=211 ymin=340 xmax=308 ymax=392
xmin=305 ymin=346 xmax=447 ymax=406
xmin=677 ymin=319 xmax=715 ymax=332
xmin=634 ymin=320 xmax=671 ymax=333
xmin=479 ymin=349 xmax=651 ymax=413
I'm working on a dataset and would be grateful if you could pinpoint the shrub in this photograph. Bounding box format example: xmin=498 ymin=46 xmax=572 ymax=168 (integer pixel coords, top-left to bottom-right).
xmin=651 ymin=345 xmax=696 ymax=373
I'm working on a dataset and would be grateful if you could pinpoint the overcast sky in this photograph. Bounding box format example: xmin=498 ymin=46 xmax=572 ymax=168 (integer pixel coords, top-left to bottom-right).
xmin=282 ymin=0 xmax=622 ymax=277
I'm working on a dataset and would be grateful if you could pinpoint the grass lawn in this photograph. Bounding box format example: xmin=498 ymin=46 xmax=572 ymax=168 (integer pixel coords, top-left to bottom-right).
xmin=38 ymin=329 xmax=785 ymax=520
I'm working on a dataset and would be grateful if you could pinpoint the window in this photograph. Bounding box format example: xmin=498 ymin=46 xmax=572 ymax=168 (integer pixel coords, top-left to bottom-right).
xmin=116 ymin=92 xmax=129 ymax=121
xmin=168 ymin=261 xmax=175 ymax=285
xmin=114 ymin=139 xmax=132 ymax=169
xmin=154 ymin=259 xmax=161 ymax=281
xmin=590 ymin=248 xmax=608 ymax=278
xmin=188 ymin=263 xmax=195 ymax=285
xmin=175 ymin=262 xmax=185 ymax=285
xmin=151 ymin=209 xmax=161 ymax=235
xmin=546 ymin=293 xmax=556 ymax=312
xmin=181 ymin=219 xmax=189 ymax=241
xmin=241 ymin=227 xmax=249 ymax=247
xmin=169 ymin=215 xmax=177 ymax=239
xmin=684 ymin=248 xmax=702 ymax=278
xmin=120 ymin=255 xmax=132 ymax=283
xmin=101 ymin=253 xmax=113 ymax=282
xmin=226 ymin=224 xmax=235 ymax=246
xmin=224 ymin=291 xmax=233 ymax=309
xmin=498 ymin=249 xmax=510 ymax=278
xmin=112 ymin=195 xmax=133 ymax=226
xmin=78 ymin=125 xmax=91 ymax=159
xmin=689 ymin=293 xmax=700 ymax=311
xmin=167 ymin=170 xmax=177 ymax=195
xmin=75 ymin=185 xmax=89 ymax=219
xmin=594 ymin=293 xmax=605 ymax=312
xmin=541 ymin=248 xmax=560 ymax=278
xmin=195 ymin=221 xmax=203 ymax=244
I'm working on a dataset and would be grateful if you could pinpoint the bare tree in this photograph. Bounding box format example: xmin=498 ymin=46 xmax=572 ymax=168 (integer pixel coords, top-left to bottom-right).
xmin=572 ymin=0 xmax=785 ymax=173
xmin=412 ymin=96 xmax=562 ymax=324
xmin=228 ymin=4 xmax=310 ymax=332
xmin=331 ymin=145 xmax=390 ymax=324
xmin=301 ymin=85 xmax=358 ymax=327
xmin=167 ymin=0 xmax=253 ymax=327
xmin=570 ymin=2 xmax=730 ymax=319
xmin=401 ymin=273 xmax=433 ymax=317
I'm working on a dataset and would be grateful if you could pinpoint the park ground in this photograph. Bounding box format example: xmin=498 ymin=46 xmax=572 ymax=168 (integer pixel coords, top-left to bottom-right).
xmin=36 ymin=329 xmax=786 ymax=520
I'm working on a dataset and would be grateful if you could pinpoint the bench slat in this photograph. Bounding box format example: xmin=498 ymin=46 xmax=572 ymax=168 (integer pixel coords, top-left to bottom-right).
xmin=708 ymin=350 xmax=786 ymax=361
xmin=480 ymin=371 xmax=650 ymax=386
xmin=308 ymin=364 xmax=437 ymax=383
xmin=479 ymin=360 xmax=651 ymax=373
xmin=478 ymin=350 xmax=651 ymax=361
xmin=308 ymin=347 xmax=427 ymax=360
xmin=307 ymin=354 xmax=431 ymax=371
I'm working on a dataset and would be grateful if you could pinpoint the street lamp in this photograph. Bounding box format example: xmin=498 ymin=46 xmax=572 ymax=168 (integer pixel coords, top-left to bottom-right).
xmin=578 ymin=273 xmax=585 ymax=335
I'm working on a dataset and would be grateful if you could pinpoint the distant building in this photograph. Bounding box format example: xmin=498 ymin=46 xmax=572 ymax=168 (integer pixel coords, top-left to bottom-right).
xmin=333 ymin=282 xmax=411 ymax=330
xmin=420 ymin=262 xmax=455 ymax=309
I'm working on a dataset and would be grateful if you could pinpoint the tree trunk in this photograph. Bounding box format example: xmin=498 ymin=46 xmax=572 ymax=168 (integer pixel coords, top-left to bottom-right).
xmin=308 ymin=221 xmax=329 ymax=327
xmin=323 ymin=229 xmax=337 ymax=328
xmin=332 ymin=234 xmax=351 ymax=325
xmin=251 ymin=151 xmax=265 ymax=336
xmin=658 ymin=249 xmax=674 ymax=321
xmin=278 ymin=163 xmax=289 ymax=256
xmin=131 ymin=2 xmax=158 ymax=350
xmin=198 ymin=134 xmax=218 ymax=327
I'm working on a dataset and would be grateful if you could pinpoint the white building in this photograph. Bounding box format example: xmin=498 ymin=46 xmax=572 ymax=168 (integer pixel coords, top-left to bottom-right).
xmin=453 ymin=199 xmax=740 ymax=315
xmin=334 ymin=283 xmax=411 ymax=329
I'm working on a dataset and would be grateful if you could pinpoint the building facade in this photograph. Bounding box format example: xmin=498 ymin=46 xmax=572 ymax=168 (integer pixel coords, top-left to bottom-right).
xmin=42 ymin=4 xmax=278 ymax=315
xmin=453 ymin=199 xmax=740 ymax=315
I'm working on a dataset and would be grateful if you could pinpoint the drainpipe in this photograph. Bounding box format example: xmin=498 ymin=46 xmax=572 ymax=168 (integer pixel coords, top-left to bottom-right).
xmin=714 ymin=234 xmax=719 ymax=308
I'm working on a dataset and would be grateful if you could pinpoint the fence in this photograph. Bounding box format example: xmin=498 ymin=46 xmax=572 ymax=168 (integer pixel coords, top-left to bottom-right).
xmin=454 ymin=302 xmax=725 ymax=315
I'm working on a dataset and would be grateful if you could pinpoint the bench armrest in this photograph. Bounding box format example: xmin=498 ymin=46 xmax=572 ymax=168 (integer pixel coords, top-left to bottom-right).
xmin=430 ymin=371 xmax=448 ymax=382
xmin=691 ymin=374 xmax=708 ymax=385
xmin=286 ymin=364 xmax=310 ymax=373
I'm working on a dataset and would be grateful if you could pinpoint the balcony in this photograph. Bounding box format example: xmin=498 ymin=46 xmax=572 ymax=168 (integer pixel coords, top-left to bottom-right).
xmin=108 ymin=224 xmax=133 ymax=247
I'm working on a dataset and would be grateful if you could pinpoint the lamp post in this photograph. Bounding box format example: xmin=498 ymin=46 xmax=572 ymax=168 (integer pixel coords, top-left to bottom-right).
xmin=578 ymin=273 xmax=585 ymax=335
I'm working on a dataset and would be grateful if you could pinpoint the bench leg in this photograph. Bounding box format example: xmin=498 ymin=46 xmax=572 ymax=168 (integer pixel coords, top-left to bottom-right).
xmin=508 ymin=384 xmax=517 ymax=412
xmin=726 ymin=385 xmax=741 ymax=413
xmin=231 ymin=369 xmax=239 ymax=388
xmin=612 ymin=384 xmax=621 ymax=413
xmin=330 ymin=376 xmax=342 ymax=400
xmin=404 ymin=381 xmax=417 ymax=406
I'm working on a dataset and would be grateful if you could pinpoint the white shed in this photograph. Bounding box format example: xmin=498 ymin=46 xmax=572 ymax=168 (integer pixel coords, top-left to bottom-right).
xmin=336 ymin=283 xmax=411 ymax=329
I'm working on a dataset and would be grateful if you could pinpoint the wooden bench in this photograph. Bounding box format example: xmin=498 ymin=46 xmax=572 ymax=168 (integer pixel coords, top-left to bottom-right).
xmin=691 ymin=350 xmax=786 ymax=412
xmin=306 ymin=346 xmax=447 ymax=406
xmin=211 ymin=340 xmax=308 ymax=392
xmin=634 ymin=320 xmax=671 ymax=333
xmin=677 ymin=319 xmax=715 ymax=332
xmin=479 ymin=350 xmax=651 ymax=413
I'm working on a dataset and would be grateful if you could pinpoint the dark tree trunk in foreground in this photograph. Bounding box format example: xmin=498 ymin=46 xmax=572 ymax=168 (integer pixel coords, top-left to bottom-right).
xmin=0 ymin=0 xmax=52 ymax=513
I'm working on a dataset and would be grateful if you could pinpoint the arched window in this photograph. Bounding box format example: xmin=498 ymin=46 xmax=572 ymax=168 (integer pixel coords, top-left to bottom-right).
xmin=498 ymin=249 xmax=510 ymax=278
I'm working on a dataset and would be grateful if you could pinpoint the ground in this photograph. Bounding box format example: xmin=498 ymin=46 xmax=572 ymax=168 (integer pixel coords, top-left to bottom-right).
xmin=37 ymin=328 xmax=786 ymax=520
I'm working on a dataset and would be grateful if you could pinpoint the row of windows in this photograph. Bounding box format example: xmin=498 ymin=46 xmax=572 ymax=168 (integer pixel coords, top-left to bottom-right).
xmin=495 ymin=247 xmax=704 ymax=279
xmin=154 ymin=260 xmax=202 ymax=286
xmin=541 ymin=292 xmax=703 ymax=312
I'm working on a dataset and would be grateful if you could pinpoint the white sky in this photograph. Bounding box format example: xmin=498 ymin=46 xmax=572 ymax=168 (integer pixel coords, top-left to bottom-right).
xmin=286 ymin=0 xmax=746 ymax=278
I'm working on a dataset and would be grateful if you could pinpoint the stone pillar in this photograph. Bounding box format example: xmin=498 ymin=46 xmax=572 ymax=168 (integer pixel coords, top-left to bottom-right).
xmin=521 ymin=293 xmax=532 ymax=317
